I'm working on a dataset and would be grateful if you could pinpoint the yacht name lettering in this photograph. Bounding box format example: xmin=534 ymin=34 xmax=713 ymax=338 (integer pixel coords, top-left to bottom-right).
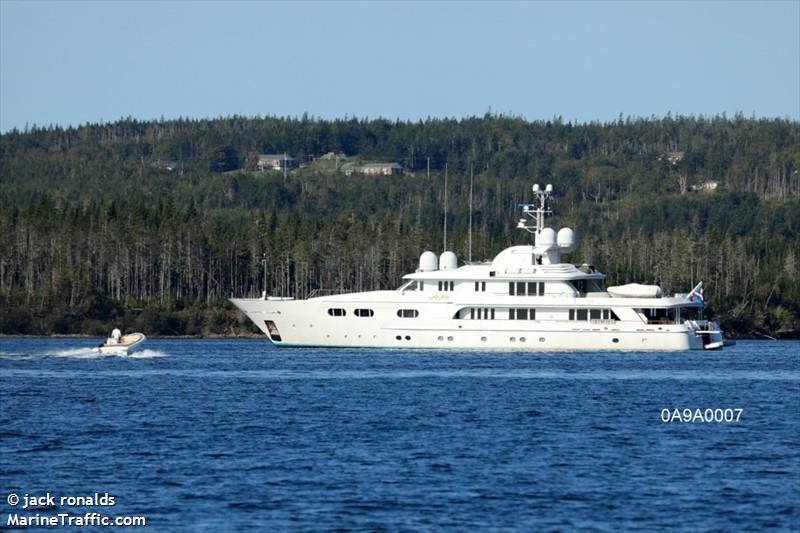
xmin=660 ymin=408 xmax=743 ymax=423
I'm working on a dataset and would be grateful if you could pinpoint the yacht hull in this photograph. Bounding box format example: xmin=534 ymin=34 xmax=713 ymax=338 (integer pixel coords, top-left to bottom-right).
xmin=231 ymin=297 xmax=716 ymax=351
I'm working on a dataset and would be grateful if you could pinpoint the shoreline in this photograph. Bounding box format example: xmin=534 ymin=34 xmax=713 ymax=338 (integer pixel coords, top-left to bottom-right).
xmin=1 ymin=334 xmax=797 ymax=341
xmin=0 ymin=333 xmax=265 ymax=340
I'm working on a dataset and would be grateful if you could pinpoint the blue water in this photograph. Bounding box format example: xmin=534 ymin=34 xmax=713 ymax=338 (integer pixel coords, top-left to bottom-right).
xmin=1 ymin=339 xmax=798 ymax=532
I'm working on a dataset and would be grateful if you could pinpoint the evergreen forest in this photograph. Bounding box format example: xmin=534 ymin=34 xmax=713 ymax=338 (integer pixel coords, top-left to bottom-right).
xmin=1 ymin=114 xmax=798 ymax=338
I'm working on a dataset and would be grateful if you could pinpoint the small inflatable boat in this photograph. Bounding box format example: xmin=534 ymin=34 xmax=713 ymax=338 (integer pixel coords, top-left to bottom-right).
xmin=97 ymin=332 xmax=146 ymax=355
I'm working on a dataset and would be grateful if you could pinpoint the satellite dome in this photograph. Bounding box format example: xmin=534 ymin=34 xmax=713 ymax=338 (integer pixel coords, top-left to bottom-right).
xmin=439 ymin=251 xmax=458 ymax=270
xmin=557 ymin=227 xmax=576 ymax=252
xmin=419 ymin=251 xmax=438 ymax=272
xmin=537 ymin=227 xmax=556 ymax=247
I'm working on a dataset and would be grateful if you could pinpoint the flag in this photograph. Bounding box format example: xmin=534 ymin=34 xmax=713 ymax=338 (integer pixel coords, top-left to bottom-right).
xmin=687 ymin=282 xmax=704 ymax=303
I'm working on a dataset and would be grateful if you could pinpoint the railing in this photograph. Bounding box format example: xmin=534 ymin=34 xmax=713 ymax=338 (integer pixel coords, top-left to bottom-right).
xmin=646 ymin=318 xmax=677 ymax=325
xmin=304 ymin=288 xmax=347 ymax=300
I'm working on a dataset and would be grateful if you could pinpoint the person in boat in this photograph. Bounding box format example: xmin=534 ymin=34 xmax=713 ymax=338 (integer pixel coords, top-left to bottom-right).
xmin=110 ymin=327 xmax=122 ymax=345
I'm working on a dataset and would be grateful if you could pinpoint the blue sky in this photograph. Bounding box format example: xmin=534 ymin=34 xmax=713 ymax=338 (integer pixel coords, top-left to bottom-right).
xmin=1 ymin=0 xmax=798 ymax=132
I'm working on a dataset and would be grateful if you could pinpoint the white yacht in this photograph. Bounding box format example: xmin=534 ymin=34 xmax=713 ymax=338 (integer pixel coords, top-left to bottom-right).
xmin=231 ymin=184 xmax=729 ymax=351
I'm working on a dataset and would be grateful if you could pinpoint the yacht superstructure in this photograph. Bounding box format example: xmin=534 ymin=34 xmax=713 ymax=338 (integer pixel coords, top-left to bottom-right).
xmin=231 ymin=184 xmax=729 ymax=350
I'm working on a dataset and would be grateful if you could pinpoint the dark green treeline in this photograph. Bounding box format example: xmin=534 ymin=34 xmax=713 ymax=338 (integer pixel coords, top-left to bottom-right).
xmin=1 ymin=114 xmax=798 ymax=337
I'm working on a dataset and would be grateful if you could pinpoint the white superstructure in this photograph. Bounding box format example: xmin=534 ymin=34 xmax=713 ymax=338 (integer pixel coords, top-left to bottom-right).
xmin=231 ymin=184 xmax=729 ymax=350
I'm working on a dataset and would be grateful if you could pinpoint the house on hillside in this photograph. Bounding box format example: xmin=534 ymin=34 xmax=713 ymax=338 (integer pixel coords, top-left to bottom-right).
xmin=662 ymin=151 xmax=685 ymax=165
xmin=257 ymin=154 xmax=296 ymax=171
xmin=339 ymin=161 xmax=404 ymax=177
xmin=357 ymin=162 xmax=404 ymax=176
xmin=340 ymin=162 xmax=357 ymax=176
xmin=691 ymin=180 xmax=719 ymax=192
xmin=318 ymin=151 xmax=347 ymax=160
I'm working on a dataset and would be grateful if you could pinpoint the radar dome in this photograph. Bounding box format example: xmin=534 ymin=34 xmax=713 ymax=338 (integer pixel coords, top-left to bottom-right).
xmin=439 ymin=251 xmax=458 ymax=270
xmin=419 ymin=251 xmax=438 ymax=272
xmin=537 ymin=227 xmax=556 ymax=247
xmin=557 ymin=227 xmax=576 ymax=252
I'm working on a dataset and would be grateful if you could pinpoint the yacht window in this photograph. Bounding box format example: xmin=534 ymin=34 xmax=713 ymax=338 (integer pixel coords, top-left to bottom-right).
xmin=397 ymin=309 xmax=419 ymax=318
xmin=572 ymin=280 xmax=591 ymax=294
xmin=590 ymin=309 xmax=601 ymax=320
xmin=475 ymin=281 xmax=487 ymax=292
xmin=470 ymin=308 xmax=475 ymax=319
xmin=639 ymin=307 xmax=678 ymax=324
xmin=491 ymin=308 xmax=495 ymax=319
xmin=439 ymin=281 xmax=455 ymax=292
xmin=569 ymin=309 xmax=575 ymax=320
xmin=327 ymin=308 xmax=346 ymax=317
xmin=576 ymin=309 xmax=588 ymax=321
xmin=681 ymin=306 xmax=703 ymax=321
xmin=509 ymin=282 xmax=544 ymax=296
xmin=354 ymin=309 xmax=374 ymax=317
xmin=509 ymin=308 xmax=535 ymax=320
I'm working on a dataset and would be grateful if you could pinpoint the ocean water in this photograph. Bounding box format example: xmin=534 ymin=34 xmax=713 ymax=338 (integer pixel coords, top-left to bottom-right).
xmin=1 ymin=339 xmax=798 ymax=532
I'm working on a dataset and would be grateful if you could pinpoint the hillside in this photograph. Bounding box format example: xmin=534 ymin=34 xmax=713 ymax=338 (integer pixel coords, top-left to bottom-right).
xmin=1 ymin=114 xmax=798 ymax=338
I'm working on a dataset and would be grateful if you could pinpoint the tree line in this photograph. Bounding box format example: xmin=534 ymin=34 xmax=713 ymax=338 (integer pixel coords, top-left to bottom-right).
xmin=0 ymin=114 xmax=798 ymax=337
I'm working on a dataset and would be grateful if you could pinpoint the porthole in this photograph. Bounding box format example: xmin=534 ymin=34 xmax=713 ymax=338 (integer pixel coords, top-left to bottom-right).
xmin=396 ymin=335 xmax=402 ymax=341
xmin=510 ymin=337 xmax=516 ymax=342
xmin=438 ymin=336 xmax=444 ymax=341
xmin=355 ymin=308 xmax=374 ymax=317
xmin=520 ymin=337 xmax=526 ymax=342
xmin=481 ymin=336 xmax=487 ymax=342
xmin=397 ymin=309 xmax=419 ymax=318
xmin=327 ymin=308 xmax=346 ymax=317
xmin=405 ymin=335 xmax=411 ymax=340
xmin=539 ymin=337 xmax=545 ymax=343
xmin=612 ymin=338 xmax=619 ymax=343
xmin=447 ymin=336 xmax=454 ymax=341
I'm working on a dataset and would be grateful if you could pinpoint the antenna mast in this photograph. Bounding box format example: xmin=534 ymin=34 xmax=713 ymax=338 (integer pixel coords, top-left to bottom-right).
xmin=443 ymin=162 xmax=448 ymax=252
xmin=517 ymin=183 xmax=553 ymax=235
xmin=468 ymin=162 xmax=473 ymax=262
xmin=262 ymin=253 xmax=268 ymax=299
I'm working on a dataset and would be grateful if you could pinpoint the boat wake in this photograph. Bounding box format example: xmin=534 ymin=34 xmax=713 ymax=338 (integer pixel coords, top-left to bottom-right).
xmin=127 ymin=349 xmax=168 ymax=359
xmin=47 ymin=347 xmax=110 ymax=359
xmin=0 ymin=348 xmax=170 ymax=360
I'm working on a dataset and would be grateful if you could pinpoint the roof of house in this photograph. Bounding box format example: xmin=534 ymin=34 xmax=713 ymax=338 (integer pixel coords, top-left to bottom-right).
xmin=361 ymin=162 xmax=403 ymax=169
